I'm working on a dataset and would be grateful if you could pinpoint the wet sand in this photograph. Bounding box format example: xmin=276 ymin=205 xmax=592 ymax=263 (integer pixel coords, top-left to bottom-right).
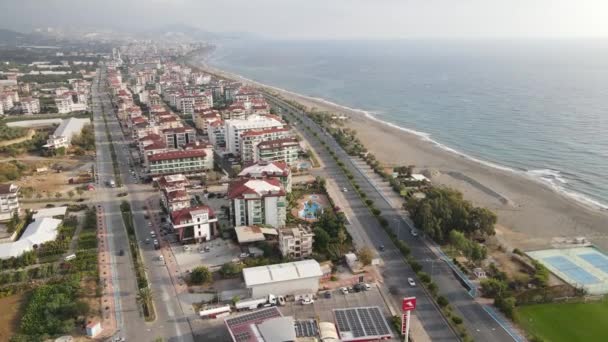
xmin=193 ymin=59 xmax=608 ymax=252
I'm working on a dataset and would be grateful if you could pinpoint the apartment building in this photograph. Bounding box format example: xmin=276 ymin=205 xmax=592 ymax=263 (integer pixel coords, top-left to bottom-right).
xmin=228 ymin=178 xmax=287 ymax=228
xmin=162 ymin=126 xmax=196 ymax=149
xmin=225 ymin=115 xmax=284 ymax=156
xmin=147 ymin=149 xmax=210 ymax=177
xmin=256 ymin=138 xmax=301 ymax=165
xmin=161 ymin=189 xmax=191 ymax=212
xmin=238 ymin=161 xmax=292 ymax=193
xmin=0 ymin=183 xmax=20 ymax=221
xmin=278 ymin=226 xmax=315 ymax=260
xmin=239 ymin=127 xmax=293 ymax=164
xmin=21 ymin=97 xmax=41 ymax=114
xmin=170 ymin=205 xmax=218 ymax=242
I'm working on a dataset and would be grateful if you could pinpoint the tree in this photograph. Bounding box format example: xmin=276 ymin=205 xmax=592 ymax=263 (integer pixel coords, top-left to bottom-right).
xmin=480 ymin=278 xmax=508 ymax=298
xmin=136 ymin=287 xmax=153 ymax=307
xmin=468 ymin=207 xmax=497 ymax=236
xmin=357 ymin=247 xmax=374 ymax=266
xmin=55 ymin=192 xmax=62 ymax=199
xmin=313 ymin=227 xmax=330 ymax=252
xmin=76 ymin=188 xmax=84 ymax=196
xmin=336 ymin=228 xmax=348 ymax=253
xmin=220 ymin=262 xmax=243 ymax=278
xmin=67 ymin=190 xmax=75 ymax=199
xmin=190 ymin=266 xmax=211 ymax=285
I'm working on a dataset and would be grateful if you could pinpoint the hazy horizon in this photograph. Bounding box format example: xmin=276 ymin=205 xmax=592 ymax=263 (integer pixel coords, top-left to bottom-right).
xmin=2 ymin=0 xmax=608 ymax=40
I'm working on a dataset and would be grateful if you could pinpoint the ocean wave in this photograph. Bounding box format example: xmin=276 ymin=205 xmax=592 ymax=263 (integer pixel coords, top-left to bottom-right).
xmin=203 ymin=60 xmax=608 ymax=212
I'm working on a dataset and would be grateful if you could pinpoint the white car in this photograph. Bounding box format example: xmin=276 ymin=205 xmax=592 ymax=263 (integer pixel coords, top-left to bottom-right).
xmin=342 ymin=187 xmax=348 ymax=192
xmin=340 ymin=287 xmax=349 ymax=295
xmin=410 ymin=229 xmax=418 ymax=237
xmin=301 ymin=297 xmax=314 ymax=305
xmin=147 ymin=222 xmax=152 ymax=227
xmin=408 ymin=277 xmax=416 ymax=287
xmin=364 ymin=283 xmax=372 ymax=290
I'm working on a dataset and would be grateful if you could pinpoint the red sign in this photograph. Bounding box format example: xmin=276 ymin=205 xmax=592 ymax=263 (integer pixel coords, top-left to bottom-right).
xmin=402 ymin=297 xmax=417 ymax=311
xmin=401 ymin=313 xmax=408 ymax=334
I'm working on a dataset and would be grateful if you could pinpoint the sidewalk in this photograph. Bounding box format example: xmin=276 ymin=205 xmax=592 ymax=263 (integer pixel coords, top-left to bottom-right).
xmin=96 ymin=205 xmax=118 ymax=339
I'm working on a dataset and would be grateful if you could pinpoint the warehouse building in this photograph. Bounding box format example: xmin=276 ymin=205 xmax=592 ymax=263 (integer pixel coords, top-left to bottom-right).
xmin=243 ymin=259 xmax=322 ymax=298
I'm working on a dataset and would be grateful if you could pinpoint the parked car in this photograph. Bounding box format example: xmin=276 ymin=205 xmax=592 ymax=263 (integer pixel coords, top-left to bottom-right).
xmin=342 ymin=187 xmax=348 ymax=192
xmin=364 ymin=283 xmax=372 ymax=290
xmin=301 ymin=298 xmax=314 ymax=305
xmin=340 ymin=287 xmax=349 ymax=295
xmin=239 ymin=252 xmax=249 ymax=259
xmin=379 ymin=245 xmax=385 ymax=251
xmin=119 ymin=249 xmax=125 ymax=256
xmin=408 ymin=277 xmax=416 ymax=287
xmin=410 ymin=229 xmax=418 ymax=237
xmin=324 ymin=291 xmax=332 ymax=299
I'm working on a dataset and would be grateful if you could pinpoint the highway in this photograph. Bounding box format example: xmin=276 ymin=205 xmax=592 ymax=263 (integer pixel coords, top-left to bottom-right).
xmin=265 ymin=94 xmax=517 ymax=342
xmin=93 ymin=67 xmax=194 ymax=342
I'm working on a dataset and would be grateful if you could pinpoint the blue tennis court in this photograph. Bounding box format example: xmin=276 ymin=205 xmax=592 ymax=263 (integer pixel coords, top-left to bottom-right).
xmin=579 ymin=253 xmax=608 ymax=275
xmin=528 ymin=247 xmax=608 ymax=294
xmin=544 ymin=256 xmax=601 ymax=285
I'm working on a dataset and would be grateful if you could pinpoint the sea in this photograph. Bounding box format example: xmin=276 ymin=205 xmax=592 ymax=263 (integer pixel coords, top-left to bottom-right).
xmin=207 ymin=39 xmax=608 ymax=210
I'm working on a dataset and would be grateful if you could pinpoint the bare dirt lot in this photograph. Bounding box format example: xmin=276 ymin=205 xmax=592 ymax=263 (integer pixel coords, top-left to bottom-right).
xmin=0 ymin=293 xmax=27 ymax=341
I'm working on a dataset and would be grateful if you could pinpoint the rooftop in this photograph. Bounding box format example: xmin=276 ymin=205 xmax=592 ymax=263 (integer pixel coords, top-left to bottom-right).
xmin=235 ymin=226 xmax=278 ymax=244
xmin=224 ymin=307 xmax=283 ymax=342
xmin=257 ymin=138 xmax=300 ymax=150
xmin=32 ymin=206 xmax=68 ymax=220
xmin=238 ymin=161 xmax=289 ymax=178
xmin=227 ymin=178 xmax=284 ymax=199
xmin=0 ymin=217 xmax=62 ymax=259
xmin=333 ymin=307 xmax=393 ymax=342
xmin=243 ymin=259 xmax=322 ymax=287
xmin=170 ymin=205 xmax=215 ymax=224
xmin=148 ymin=149 xmax=206 ymax=162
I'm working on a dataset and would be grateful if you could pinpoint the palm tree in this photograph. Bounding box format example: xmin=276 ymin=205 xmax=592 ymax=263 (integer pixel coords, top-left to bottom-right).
xmin=136 ymin=287 xmax=153 ymax=306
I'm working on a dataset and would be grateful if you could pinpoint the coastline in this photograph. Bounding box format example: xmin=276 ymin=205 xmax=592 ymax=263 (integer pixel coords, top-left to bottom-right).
xmin=190 ymin=55 xmax=608 ymax=252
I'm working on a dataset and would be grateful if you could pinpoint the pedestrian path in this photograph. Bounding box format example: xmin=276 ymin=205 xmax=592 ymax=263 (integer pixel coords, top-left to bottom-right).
xmin=96 ymin=205 xmax=118 ymax=339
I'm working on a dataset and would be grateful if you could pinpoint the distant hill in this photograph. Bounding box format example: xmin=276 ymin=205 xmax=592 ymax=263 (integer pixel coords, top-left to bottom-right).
xmin=0 ymin=28 xmax=61 ymax=47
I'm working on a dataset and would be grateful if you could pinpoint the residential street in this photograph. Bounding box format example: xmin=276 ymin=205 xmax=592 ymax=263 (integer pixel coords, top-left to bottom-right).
xmin=92 ymin=68 xmax=195 ymax=342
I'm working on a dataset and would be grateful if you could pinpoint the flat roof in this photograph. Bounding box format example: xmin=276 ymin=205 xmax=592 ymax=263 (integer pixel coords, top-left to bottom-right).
xmin=224 ymin=307 xmax=283 ymax=342
xmin=32 ymin=206 xmax=68 ymax=219
xmin=235 ymin=226 xmax=277 ymax=244
xmin=0 ymin=217 xmax=62 ymax=259
xmin=243 ymin=259 xmax=322 ymax=287
xmin=333 ymin=307 xmax=393 ymax=342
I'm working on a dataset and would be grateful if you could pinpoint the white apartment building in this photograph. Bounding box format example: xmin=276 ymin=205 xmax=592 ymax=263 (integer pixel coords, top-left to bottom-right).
xmin=0 ymin=183 xmax=20 ymax=221
xmin=239 ymin=127 xmax=293 ymax=164
xmin=225 ymin=115 xmax=284 ymax=156
xmin=238 ymin=161 xmax=292 ymax=193
xmin=21 ymin=97 xmax=41 ymax=114
xmin=256 ymin=138 xmax=301 ymax=165
xmin=170 ymin=205 xmax=218 ymax=242
xmin=228 ymin=178 xmax=287 ymax=228
xmin=278 ymin=226 xmax=315 ymax=260
xmin=44 ymin=117 xmax=91 ymax=149
xmin=208 ymin=120 xmax=226 ymax=148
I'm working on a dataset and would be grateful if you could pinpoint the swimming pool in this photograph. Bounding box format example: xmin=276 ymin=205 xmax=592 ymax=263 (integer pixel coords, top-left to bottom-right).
xmin=299 ymin=200 xmax=323 ymax=219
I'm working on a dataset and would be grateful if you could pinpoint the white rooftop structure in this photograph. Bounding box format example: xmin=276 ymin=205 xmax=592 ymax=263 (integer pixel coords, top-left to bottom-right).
xmin=44 ymin=117 xmax=91 ymax=149
xmin=0 ymin=217 xmax=62 ymax=259
xmin=54 ymin=117 xmax=91 ymax=139
xmin=225 ymin=115 xmax=284 ymax=155
xmin=410 ymin=174 xmax=430 ymax=182
xmin=243 ymin=259 xmax=322 ymax=287
xmin=257 ymin=316 xmax=297 ymax=342
xmin=32 ymin=206 xmax=68 ymax=220
xmin=238 ymin=162 xmax=288 ymax=178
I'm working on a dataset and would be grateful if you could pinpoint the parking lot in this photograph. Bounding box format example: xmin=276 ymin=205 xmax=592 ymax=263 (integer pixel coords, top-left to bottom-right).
xmin=279 ymin=285 xmax=392 ymax=322
xmin=192 ymin=284 xmax=394 ymax=342
xmin=173 ymin=238 xmax=242 ymax=271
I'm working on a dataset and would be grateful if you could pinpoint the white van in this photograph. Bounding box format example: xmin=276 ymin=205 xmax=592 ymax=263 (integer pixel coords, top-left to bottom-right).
xmin=64 ymin=253 xmax=76 ymax=261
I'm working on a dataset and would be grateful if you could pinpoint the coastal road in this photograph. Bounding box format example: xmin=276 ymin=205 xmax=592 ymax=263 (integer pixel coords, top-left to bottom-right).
xmin=93 ymin=67 xmax=195 ymax=342
xmin=266 ymin=94 xmax=518 ymax=342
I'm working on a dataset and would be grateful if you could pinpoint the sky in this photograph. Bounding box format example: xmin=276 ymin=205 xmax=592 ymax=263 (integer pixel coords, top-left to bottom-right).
xmin=2 ymin=0 xmax=608 ymax=39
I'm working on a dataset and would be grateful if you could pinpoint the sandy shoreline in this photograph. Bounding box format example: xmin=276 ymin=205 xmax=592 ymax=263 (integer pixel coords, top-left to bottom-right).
xmin=191 ymin=57 xmax=608 ymax=252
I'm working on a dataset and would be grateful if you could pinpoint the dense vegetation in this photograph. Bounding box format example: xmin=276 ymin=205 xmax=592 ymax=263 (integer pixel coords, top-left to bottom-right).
xmin=70 ymin=124 xmax=95 ymax=152
xmin=407 ymin=187 xmax=497 ymax=243
xmin=16 ymin=276 xmax=89 ymax=339
xmin=0 ymin=123 xmax=28 ymax=141
xmin=0 ymin=160 xmax=29 ymax=182
xmin=312 ymin=209 xmax=352 ymax=261
xmin=189 ymin=266 xmax=212 ymax=285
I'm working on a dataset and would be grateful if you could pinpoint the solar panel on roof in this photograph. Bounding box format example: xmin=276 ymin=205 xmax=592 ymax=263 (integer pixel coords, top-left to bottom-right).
xmin=234 ymin=331 xmax=250 ymax=342
xmin=333 ymin=307 xmax=393 ymax=341
xmin=294 ymin=320 xmax=319 ymax=337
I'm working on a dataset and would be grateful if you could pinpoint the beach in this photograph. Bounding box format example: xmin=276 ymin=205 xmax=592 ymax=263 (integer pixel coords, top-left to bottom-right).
xmin=193 ymin=58 xmax=608 ymax=252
